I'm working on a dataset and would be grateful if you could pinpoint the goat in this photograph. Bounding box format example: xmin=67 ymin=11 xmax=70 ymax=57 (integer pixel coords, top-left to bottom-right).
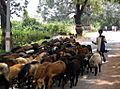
xmin=89 ymin=52 xmax=102 ymax=76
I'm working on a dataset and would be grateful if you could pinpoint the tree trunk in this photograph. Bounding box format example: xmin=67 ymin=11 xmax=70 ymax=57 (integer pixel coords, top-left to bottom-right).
xmin=0 ymin=0 xmax=13 ymax=50
xmin=74 ymin=0 xmax=88 ymax=36
xmin=1 ymin=14 xmax=6 ymax=50
xmin=74 ymin=4 xmax=82 ymax=36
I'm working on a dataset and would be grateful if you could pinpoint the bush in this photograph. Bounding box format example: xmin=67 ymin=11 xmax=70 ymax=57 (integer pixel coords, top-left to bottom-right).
xmin=43 ymin=22 xmax=70 ymax=35
xmin=11 ymin=20 xmax=73 ymax=46
xmin=0 ymin=20 xmax=73 ymax=48
xmin=12 ymin=27 xmax=51 ymax=46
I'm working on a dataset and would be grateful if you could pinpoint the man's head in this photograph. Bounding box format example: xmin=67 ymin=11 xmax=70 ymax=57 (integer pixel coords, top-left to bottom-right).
xmin=98 ymin=29 xmax=103 ymax=35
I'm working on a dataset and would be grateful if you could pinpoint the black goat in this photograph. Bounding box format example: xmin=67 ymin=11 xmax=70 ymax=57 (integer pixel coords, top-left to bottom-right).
xmin=0 ymin=74 xmax=9 ymax=89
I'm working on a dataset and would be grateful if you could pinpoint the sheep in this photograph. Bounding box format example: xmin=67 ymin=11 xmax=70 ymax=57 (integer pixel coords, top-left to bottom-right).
xmin=89 ymin=52 xmax=102 ymax=76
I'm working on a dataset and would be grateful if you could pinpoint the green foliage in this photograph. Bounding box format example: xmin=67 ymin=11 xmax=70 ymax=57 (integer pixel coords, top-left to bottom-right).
xmin=12 ymin=21 xmax=23 ymax=30
xmin=37 ymin=0 xmax=75 ymax=21
xmin=92 ymin=21 xmax=101 ymax=31
xmin=22 ymin=9 xmax=40 ymax=28
xmin=73 ymin=0 xmax=84 ymax=4
xmin=107 ymin=0 xmax=120 ymax=3
xmin=12 ymin=27 xmax=51 ymax=46
xmin=43 ymin=22 xmax=70 ymax=35
xmin=8 ymin=9 xmax=73 ymax=46
xmin=10 ymin=19 xmax=72 ymax=46
xmin=0 ymin=49 xmax=6 ymax=54
xmin=37 ymin=0 xmax=106 ymax=22
xmin=22 ymin=17 xmax=40 ymax=27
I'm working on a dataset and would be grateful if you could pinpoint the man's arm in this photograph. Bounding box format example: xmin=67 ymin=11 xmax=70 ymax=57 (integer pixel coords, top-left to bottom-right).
xmin=103 ymin=36 xmax=107 ymax=43
xmin=92 ymin=41 xmax=96 ymax=45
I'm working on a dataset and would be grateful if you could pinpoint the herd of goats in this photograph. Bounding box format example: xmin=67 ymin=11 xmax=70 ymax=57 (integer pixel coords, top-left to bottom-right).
xmin=0 ymin=36 xmax=103 ymax=89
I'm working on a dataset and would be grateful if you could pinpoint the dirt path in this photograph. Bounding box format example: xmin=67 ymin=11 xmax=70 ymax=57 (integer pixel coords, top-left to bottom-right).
xmin=95 ymin=44 xmax=120 ymax=89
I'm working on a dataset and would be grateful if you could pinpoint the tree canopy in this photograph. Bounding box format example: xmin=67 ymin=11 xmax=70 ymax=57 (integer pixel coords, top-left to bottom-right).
xmin=36 ymin=0 xmax=120 ymax=22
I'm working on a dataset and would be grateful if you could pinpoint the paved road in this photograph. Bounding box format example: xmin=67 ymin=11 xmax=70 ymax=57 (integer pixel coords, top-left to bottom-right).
xmin=62 ymin=31 xmax=120 ymax=89
xmin=77 ymin=31 xmax=120 ymax=56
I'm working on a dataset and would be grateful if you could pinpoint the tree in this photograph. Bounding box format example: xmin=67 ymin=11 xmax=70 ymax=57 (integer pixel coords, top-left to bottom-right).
xmin=37 ymin=0 xmax=120 ymax=35
xmin=89 ymin=1 xmax=120 ymax=30
xmin=107 ymin=0 xmax=120 ymax=3
xmin=104 ymin=2 xmax=120 ymax=27
xmin=74 ymin=0 xmax=88 ymax=36
xmin=73 ymin=0 xmax=105 ymax=36
xmin=22 ymin=9 xmax=40 ymax=28
xmin=0 ymin=0 xmax=29 ymax=50
xmin=10 ymin=0 xmax=29 ymax=17
xmin=37 ymin=0 xmax=104 ymax=35
xmin=37 ymin=0 xmax=75 ymax=22
xmin=0 ymin=0 xmax=10 ymax=50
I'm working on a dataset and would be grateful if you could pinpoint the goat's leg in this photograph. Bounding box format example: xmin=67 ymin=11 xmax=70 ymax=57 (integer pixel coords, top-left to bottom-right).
xmin=48 ymin=77 xmax=53 ymax=89
xmin=86 ymin=63 xmax=90 ymax=73
xmin=94 ymin=67 xmax=98 ymax=76
xmin=75 ymin=74 xmax=79 ymax=86
xmin=70 ymin=74 xmax=76 ymax=88
xmin=35 ymin=85 xmax=38 ymax=89
xmin=57 ymin=77 xmax=61 ymax=87
xmin=62 ymin=75 xmax=67 ymax=89
xmin=62 ymin=79 xmax=65 ymax=89
xmin=45 ymin=81 xmax=48 ymax=89
xmin=98 ymin=64 xmax=101 ymax=72
xmin=27 ymin=77 xmax=32 ymax=89
xmin=51 ymin=79 xmax=54 ymax=89
xmin=48 ymin=78 xmax=51 ymax=89
xmin=70 ymin=76 xmax=74 ymax=88
xmin=5 ymin=79 xmax=10 ymax=89
xmin=81 ymin=67 xmax=84 ymax=76
xmin=86 ymin=66 xmax=89 ymax=73
xmin=73 ymin=75 xmax=75 ymax=86
xmin=90 ymin=67 xmax=93 ymax=73
xmin=35 ymin=79 xmax=38 ymax=89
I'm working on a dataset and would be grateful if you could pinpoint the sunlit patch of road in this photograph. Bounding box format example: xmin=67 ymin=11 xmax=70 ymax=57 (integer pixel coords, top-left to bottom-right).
xmin=108 ymin=54 xmax=120 ymax=57
xmin=77 ymin=31 xmax=120 ymax=57
xmin=98 ymin=31 xmax=120 ymax=43
xmin=79 ymin=31 xmax=120 ymax=44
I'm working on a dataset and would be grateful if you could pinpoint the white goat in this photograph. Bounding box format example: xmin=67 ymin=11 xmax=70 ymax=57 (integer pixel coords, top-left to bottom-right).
xmin=89 ymin=52 xmax=102 ymax=76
